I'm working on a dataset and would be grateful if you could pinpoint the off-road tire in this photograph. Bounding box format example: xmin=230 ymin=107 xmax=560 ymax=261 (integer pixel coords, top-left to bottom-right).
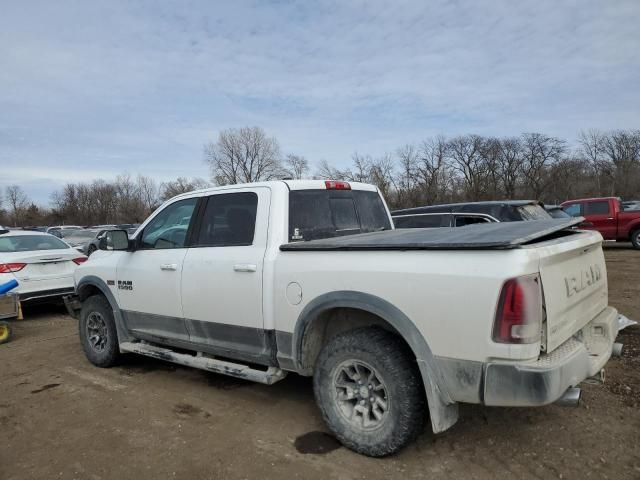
xmin=79 ymin=295 xmax=120 ymax=367
xmin=631 ymin=229 xmax=640 ymax=249
xmin=313 ymin=327 xmax=427 ymax=457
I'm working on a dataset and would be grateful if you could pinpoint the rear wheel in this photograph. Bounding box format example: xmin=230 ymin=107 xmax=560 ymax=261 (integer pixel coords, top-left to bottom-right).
xmin=79 ymin=295 xmax=120 ymax=367
xmin=0 ymin=321 xmax=12 ymax=345
xmin=313 ymin=327 xmax=426 ymax=457
xmin=631 ymin=229 xmax=640 ymax=249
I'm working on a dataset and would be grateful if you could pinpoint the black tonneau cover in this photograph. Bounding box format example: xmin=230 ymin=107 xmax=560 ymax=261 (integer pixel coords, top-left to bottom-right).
xmin=280 ymin=218 xmax=584 ymax=251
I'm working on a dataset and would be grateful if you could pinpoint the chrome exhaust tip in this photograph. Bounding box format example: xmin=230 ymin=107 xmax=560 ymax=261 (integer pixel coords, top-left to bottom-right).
xmin=555 ymin=387 xmax=581 ymax=407
xmin=612 ymin=343 xmax=623 ymax=357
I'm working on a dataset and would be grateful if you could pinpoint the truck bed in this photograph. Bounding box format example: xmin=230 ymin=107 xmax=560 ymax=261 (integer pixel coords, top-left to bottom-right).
xmin=280 ymin=218 xmax=583 ymax=251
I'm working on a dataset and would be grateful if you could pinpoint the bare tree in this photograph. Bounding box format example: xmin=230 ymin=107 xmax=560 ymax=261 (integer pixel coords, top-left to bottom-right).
xmin=137 ymin=175 xmax=159 ymax=214
xmin=5 ymin=185 xmax=29 ymax=226
xmin=447 ymin=135 xmax=487 ymax=201
xmin=520 ymin=133 xmax=566 ymax=199
xmin=315 ymin=159 xmax=350 ymax=180
xmin=394 ymin=144 xmax=420 ymax=208
xmin=204 ymin=127 xmax=284 ymax=185
xmin=284 ymin=154 xmax=309 ymax=179
xmin=495 ymin=137 xmax=524 ymax=198
xmin=578 ymin=129 xmax=607 ymax=195
xmin=417 ymin=136 xmax=450 ymax=204
xmin=159 ymin=177 xmax=209 ymax=201
xmin=602 ymin=130 xmax=640 ymax=198
xmin=368 ymin=154 xmax=397 ymax=201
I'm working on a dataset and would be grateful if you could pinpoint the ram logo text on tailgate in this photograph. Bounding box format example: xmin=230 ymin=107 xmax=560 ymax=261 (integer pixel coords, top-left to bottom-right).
xmin=565 ymin=264 xmax=602 ymax=297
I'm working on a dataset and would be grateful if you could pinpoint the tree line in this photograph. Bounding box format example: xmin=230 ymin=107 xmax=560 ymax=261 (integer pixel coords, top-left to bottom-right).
xmin=1 ymin=127 xmax=638 ymax=227
xmin=0 ymin=175 xmax=209 ymax=227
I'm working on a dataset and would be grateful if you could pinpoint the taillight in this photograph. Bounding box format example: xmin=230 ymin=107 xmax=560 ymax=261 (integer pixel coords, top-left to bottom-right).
xmin=324 ymin=180 xmax=351 ymax=190
xmin=492 ymin=274 xmax=542 ymax=344
xmin=0 ymin=263 xmax=27 ymax=273
xmin=73 ymin=257 xmax=88 ymax=265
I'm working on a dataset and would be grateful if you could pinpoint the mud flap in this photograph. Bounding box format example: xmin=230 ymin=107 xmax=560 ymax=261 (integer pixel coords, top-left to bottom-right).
xmin=417 ymin=359 xmax=459 ymax=433
xmin=63 ymin=295 xmax=81 ymax=319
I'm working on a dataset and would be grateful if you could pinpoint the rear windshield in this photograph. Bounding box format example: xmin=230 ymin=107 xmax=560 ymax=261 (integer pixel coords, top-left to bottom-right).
xmin=0 ymin=235 xmax=69 ymax=252
xmin=289 ymin=189 xmax=391 ymax=242
xmin=517 ymin=204 xmax=551 ymax=220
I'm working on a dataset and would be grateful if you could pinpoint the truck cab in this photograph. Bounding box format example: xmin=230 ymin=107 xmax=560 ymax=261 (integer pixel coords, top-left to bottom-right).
xmin=561 ymin=197 xmax=640 ymax=248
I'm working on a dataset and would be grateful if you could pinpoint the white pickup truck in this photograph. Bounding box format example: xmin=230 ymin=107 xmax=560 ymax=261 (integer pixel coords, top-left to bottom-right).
xmin=67 ymin=180 xmax=621 ymax=457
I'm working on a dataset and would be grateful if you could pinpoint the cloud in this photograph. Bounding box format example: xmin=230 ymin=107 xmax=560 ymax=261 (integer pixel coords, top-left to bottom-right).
xmin=1 ymin=0 xmax=639 ymax=204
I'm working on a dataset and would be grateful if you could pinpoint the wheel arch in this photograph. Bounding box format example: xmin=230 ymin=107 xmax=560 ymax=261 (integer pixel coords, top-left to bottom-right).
xmin=76 ymin=275 xmax=132 ymax=343
xmin=291 ymin=290 xmax=459 ymax=433
xmin=627 ymin=220 xmax=640 ymax=237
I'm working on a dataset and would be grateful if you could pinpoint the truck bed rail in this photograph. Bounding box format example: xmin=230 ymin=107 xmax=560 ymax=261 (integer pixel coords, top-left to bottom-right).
xmin=280 ymin=218 xmax=584 ymax=251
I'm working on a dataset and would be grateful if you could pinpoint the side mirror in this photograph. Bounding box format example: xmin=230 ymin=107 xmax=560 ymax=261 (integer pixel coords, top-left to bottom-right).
xmin=99 ymin=230 xmax=130 ymax=251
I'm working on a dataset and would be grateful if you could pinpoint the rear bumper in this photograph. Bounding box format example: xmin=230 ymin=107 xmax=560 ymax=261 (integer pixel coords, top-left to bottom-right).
xmin=19 ymin=287 xmax=76 ymax=303
xmin=483 ymin=306 xmax=619 ymax=407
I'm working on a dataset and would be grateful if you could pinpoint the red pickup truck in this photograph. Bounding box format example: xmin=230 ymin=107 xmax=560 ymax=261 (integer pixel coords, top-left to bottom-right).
xmin=561 ymin=197 xmax=640 ymax=248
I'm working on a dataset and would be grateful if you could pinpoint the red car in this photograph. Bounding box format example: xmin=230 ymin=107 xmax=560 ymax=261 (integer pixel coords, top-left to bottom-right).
xmin=561 ymin=197 xmax=640 ymax=249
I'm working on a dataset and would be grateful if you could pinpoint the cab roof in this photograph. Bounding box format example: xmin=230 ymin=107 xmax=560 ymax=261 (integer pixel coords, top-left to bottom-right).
xmin=173 ymin=179 xmax=378 ymax=200
xmin=392 ymin=200 xmax=542 ymax=216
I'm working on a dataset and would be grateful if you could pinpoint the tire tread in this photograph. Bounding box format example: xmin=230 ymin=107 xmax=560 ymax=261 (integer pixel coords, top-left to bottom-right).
xmin=313 ymin=327 xmax=426 ymax=457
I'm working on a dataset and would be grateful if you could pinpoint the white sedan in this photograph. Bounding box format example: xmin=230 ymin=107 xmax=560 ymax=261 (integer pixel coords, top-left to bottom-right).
xmin=0 ymin=229 xmax=87 ymax=303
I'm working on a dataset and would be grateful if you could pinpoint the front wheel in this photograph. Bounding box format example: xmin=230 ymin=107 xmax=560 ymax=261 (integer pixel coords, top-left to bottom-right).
xmin=313 ymin=327 xmax=427 ymax=457
xmin=79 ymin=295 xmax=120 ymax=367
xmin=631 ymin=229 xmax=640 ymax=249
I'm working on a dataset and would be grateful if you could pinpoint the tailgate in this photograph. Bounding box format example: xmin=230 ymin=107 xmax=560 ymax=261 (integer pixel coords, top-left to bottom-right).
xmin=538 ymin=232 xmax=608 ymax=352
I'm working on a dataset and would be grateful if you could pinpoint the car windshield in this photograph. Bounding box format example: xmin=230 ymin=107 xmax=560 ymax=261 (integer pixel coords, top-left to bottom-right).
xmin=0 ymin=235 xmax=69 ymax=252
xmin=64 ymin=230 xmax=100 ymax=242
xmin=518 ymin=204 xmax=551 ymax=220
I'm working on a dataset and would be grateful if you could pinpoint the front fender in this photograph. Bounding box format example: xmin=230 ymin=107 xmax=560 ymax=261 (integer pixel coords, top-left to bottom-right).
xmin=76 ymin=275 xmax=132 ymax=343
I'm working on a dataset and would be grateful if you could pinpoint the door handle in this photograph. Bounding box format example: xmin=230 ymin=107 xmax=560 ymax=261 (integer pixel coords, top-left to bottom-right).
xmin=160 ymin=263 xmax=178 ymax=271
xmin=233 ymin=263 xmax=257 ymax=272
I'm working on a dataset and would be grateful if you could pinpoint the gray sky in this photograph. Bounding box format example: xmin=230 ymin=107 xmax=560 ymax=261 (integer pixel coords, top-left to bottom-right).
xmin=1 ymin=0 xmax=639 ymax=205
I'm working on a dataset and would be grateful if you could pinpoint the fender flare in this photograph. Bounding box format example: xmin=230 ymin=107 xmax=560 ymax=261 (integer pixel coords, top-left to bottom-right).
xmin=292 ymin=290 xmax=459 ymax=433
xmin=76 ymin=275 xmax=132 ymax=343
xmin=627 ymin=220 xmax=640 ymax=236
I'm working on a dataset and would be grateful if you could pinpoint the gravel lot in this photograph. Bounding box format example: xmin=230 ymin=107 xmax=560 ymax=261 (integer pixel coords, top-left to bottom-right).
xmin=1 ymin=244 xmax=639 ymax=480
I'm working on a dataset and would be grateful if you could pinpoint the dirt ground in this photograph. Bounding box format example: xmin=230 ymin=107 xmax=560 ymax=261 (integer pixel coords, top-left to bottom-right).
xmin=1 ymin=244 xmax=639 ymax=480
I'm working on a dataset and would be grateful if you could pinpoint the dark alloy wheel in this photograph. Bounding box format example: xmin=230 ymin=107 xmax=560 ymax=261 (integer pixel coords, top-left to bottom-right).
xmin=313 ymin=327 xmax=426 ymax=457
xmin=79 ymin=295 xmax=120 ymax=367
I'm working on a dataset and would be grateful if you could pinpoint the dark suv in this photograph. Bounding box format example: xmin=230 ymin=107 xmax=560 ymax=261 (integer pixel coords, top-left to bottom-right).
xmin=392 ymin=200 xmax=550 ymax=229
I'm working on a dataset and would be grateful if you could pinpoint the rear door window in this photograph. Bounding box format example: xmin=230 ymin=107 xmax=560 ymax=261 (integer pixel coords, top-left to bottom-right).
xmin=393 ymin=214 xmax=447 ymax=229
xmin=289 ymin=190 xmax=391 ymax=242
xmin=195 ymin=192 xmax=258 ymax=247
xmin=454 ymin=216 xmax=492 ymax=227
xmin=584 ymin=201 xmax=610 ymax=215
